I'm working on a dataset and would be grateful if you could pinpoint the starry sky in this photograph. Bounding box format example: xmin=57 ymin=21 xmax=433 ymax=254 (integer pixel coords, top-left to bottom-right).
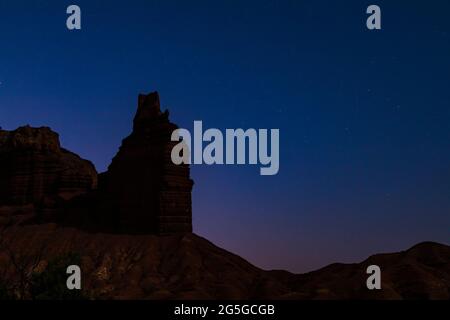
xmin=1 ymin=0 xmax=449 ymax=272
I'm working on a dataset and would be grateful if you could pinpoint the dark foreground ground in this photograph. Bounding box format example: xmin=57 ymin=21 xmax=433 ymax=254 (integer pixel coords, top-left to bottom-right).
xmin=0 ymin=224 xmax=449 ymax=300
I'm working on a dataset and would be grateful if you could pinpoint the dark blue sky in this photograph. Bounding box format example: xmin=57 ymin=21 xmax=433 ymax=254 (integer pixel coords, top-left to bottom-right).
xmin=1 ymin=0 xmax=449 ymax=272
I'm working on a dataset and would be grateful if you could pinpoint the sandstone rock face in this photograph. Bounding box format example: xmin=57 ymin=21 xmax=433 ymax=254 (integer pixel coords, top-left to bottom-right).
xmin=0 ymin=92 xmax=193 ymax=234
xmin=102 ymin=92 xmax=194 ymax=234
xmin=0 ymin=126 xmax=97 ymax=209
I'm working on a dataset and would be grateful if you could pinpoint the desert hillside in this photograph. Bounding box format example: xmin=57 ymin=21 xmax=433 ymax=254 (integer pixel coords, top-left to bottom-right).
xmin=1 ymin=224 xmax=449 ymax=300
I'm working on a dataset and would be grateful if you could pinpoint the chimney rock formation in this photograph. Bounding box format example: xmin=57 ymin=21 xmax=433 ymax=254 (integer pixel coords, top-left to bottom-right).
xmin=99 ymin=92 xmax=194 ymax=234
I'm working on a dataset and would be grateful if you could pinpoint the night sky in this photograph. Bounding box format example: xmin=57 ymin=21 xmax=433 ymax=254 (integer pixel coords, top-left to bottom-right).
xmin=1 ymin=0 xmax=449 ymax=272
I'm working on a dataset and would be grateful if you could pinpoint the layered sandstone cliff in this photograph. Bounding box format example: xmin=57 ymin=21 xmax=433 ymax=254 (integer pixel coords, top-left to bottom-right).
xmin=0 ymin=126 xmax=97 ymax=225
xmin=0 ymin=92 xmax=193 ymax=234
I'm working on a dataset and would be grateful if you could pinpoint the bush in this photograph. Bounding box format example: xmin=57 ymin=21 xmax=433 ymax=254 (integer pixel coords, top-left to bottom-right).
xmin=0 ymin=281 xmax=13 ymax=300
xmin=30 ymin=252 xmax=88 ymax=300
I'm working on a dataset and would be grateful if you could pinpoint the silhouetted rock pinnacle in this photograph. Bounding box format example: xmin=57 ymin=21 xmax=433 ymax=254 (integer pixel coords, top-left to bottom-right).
xmin=101 ymin=91 xmax=194 ymax=234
